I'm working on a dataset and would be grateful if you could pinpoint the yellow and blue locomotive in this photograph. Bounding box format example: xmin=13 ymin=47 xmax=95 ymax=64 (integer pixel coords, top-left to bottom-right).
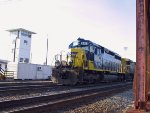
xmin=52 ymin=38 xmax=135 ymax=85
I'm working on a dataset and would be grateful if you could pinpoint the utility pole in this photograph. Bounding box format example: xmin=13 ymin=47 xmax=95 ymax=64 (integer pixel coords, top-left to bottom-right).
xmin=45 ymin=34 xmax=48 ymax=65
xmin=13 ymin=30 xmax=19 ymax=62
xmin=126 ymin=0 xmax=150 ymax=112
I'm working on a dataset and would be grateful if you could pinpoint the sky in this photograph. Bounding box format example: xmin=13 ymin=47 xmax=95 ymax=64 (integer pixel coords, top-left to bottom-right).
xmin=0 ymin=0 xmax=136 ymax=65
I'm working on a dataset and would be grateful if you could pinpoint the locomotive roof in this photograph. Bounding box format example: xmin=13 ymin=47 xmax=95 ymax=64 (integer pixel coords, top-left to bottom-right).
xmin=77 ymin=38 xmax=121 ymax=57
xmin=122 ymin=58 xmax=134 ymax=62
xmin=78 ymin=38 xmax=103 ymax=48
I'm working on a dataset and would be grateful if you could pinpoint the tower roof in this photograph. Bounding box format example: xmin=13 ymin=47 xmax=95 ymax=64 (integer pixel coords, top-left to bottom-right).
xmin=0 ymin=59 xmax=9 ymax=64
xmin=7 ymin=28 xmax=36 ymax=34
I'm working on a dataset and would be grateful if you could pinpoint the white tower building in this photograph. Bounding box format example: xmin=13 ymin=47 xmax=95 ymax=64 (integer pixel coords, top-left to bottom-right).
xmin=7 ymin=28 xmax=36 ymax=63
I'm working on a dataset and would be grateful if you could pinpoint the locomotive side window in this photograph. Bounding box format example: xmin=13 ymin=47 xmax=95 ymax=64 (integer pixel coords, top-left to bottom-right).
xmin=90 ymin=45 xmax=95 ymax=53
xmin=95 ymin=47 xmax=101 ymax=55
xmin=99 ymin=49 xmax=101 ymax=54
xmin=81 ymin=46 xmax=89 ymax=51
xmin=101 ymin=47 xmax=104 ymax=53
xmin=94 ymin=48 xmax=97 ymax=54
xmin=97 ymin=48 xmax=99 ymax=55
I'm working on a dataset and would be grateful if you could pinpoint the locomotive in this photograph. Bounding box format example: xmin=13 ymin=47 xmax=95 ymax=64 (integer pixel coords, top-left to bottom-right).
xmin=52 ymin=38 xmax=135 ymax=85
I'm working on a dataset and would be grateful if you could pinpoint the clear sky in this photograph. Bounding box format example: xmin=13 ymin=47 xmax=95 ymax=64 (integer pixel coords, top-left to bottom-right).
xmin=0 ymin=0 xmax=136 ymax=65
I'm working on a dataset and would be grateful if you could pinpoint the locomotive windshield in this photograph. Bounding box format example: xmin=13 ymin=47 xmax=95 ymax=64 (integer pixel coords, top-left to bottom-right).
xmin=69 ymin=40 xmax=79 ymax=48
xmin=73 ymin=40 xmax=79 ymax=47
xmin=69 ymin=39 xmax=89 ymax=51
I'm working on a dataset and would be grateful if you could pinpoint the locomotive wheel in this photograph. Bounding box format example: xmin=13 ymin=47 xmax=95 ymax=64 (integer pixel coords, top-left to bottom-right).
xmin=70 ymin=72 xmax=78 ymax=85
xmin=118 ymin=74 xmax=126 ymax=82
xmin=88 ymin=77 xmax=94 ymax=84
xmin=86 ymin=74 xmax=97 ymax=84
xmin=98 ymin=74 xmax=104 ymax=81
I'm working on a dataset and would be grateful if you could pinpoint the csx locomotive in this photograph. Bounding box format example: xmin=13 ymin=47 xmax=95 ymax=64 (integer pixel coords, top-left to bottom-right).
xmin=52 ymin=38 xmax=135 ymax=85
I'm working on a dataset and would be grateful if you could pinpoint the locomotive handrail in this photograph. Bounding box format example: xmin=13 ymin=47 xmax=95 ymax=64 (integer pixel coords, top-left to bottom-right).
xmin=0 ymin=67 xmax=5 ymax=76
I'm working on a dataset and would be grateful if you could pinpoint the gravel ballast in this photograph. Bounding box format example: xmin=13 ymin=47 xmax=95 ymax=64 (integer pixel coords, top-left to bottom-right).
xmin=50 ymin=89 xmax=133 ymax=113
xmin=0 ymin=83 xmax=131 ymax=102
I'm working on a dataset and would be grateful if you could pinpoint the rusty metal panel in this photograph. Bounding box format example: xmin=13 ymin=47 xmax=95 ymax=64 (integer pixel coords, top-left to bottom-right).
xmin=136 ymin=0 xmax=146 ymax=109
xmin=146 ymin=0 xmax=150 ymax=106
xmin=127 ymin=0 xmax=150 ymax=112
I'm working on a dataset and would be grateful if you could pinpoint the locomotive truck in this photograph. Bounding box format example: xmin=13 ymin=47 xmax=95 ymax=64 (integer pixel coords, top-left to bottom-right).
xmin=52 ymin=38 xmax=135 ymax=85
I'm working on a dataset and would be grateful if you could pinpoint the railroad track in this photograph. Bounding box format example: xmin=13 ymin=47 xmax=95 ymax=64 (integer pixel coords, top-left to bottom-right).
xmin=0 ymin=84 xmax=56 ymax=93
xmin=0 ymin=81 xmax=58 ymax=94
xmin=0 ymin=82 xmax=133 ymax=113
xmin=0 ymin=81 xmax=53 ymax=86
xmin=0 ymin=81 xmax=128 ymax=93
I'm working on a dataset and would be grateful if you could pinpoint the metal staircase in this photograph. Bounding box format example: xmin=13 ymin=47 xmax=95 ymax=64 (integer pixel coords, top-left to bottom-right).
xmin=0 ymin=67 xmax=14 ymax=80
xmin=0 ymin=67 xmax=5 ymax=80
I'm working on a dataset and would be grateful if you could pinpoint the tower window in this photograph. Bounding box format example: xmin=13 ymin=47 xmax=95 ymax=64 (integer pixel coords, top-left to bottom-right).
xmin=24 ymin=40 xmax=28 ymax=45
xmin=5 ymin=65 xmax=7 ymax=69
xmin=24 ymin=58 xmax=29 ymax=63
xmin=20 ymin=58 xmax=23 ymax=62
xmin=28 ymin=35 xmax=31 ymax=38
xmin=37 ymin=67 xmax=42 ymax=71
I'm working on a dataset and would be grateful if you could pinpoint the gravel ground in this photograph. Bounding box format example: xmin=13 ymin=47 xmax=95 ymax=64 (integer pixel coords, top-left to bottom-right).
xmin=0 ymin=86 xmax=109 ymax=101
xmin=49 ymin=89 xmax=133 ymax=113
xmin=0 ymin=86 xmax=77 ymax=101
xmin=0 ymin=89 xmax=71 ymax=101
